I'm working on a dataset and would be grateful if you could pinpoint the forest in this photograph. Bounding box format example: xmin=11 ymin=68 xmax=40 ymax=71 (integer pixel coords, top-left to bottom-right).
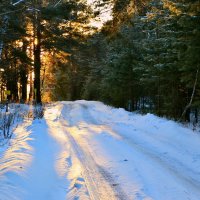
xmin=0 ymin=0 xmax=200 ymax=122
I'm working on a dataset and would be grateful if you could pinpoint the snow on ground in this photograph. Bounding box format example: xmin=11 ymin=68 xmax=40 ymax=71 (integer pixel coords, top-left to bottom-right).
xmin=0 ymin=100 xmax=200 ymax=200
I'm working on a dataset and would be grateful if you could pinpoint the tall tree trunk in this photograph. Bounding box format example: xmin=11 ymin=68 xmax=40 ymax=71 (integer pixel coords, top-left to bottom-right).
xmin=20 ymin=67 xmax=28 ymax=102
xmin=29 ymin=69 xmax=33 ymax=101
xmin=20 ymin=41 xmax=28 ymax=102
xmin=33 ymin=11 xmax=42 ymax=104
xmin=179 ymin=68 xmax=199 ymax=122
xmin=13 ymin=60 xmax=19 ymax=101
xmin=7 ymin=73 xmax=19 ymax=102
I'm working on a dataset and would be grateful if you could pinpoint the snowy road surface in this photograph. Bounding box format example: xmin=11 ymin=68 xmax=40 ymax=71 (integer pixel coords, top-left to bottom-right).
xmin=0 ymin=101 xmax=200 ymax=200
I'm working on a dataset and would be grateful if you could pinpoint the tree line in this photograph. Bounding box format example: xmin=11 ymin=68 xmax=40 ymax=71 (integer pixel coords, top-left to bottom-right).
xmin=0 ymin=0 xmax=92 ymax=103
xmin=55 ymin=0 xmax=200 ymax=122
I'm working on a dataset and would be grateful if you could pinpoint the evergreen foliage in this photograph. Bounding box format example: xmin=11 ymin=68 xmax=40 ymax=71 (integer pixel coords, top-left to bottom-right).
xmin=79 ymin=0 xmax=200 ymax=122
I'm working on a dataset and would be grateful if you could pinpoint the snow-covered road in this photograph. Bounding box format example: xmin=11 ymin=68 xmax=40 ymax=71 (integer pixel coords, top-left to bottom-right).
xmin=0 ymin=101 xmax=200 ymax=200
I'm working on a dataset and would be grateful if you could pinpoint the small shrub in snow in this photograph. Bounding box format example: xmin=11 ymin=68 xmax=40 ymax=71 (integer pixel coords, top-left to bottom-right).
xmin=1 ymin=112 xmax=15 ymax=138
xmin=0 ymin=104 xmax=30 ymax=141
xmin=33 ymin=104 xmax=44 ymax=119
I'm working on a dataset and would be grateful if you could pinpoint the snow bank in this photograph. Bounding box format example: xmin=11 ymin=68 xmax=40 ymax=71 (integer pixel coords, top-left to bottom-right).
xmin=1 ymin=101 xmax=200 ymax=200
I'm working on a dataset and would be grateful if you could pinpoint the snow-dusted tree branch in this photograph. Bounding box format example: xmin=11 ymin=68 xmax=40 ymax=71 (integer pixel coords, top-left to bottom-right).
xmin=54 ymin=0 xmax=63 ymax=8
xmin=12 ymin=0 xmax=25 ymax=6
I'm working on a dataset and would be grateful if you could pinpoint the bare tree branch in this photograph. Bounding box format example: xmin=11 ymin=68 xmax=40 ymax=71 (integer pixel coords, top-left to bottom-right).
xmin=179 ymin=67 xmax=199 ymax=121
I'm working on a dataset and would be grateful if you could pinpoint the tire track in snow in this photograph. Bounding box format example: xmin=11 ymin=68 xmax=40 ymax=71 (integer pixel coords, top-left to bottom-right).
xmin=46 ymin=103 xmax=129 ymax=200
xmin=74 ymin=102 xmax=200 ymax=198
xmin=62 ymin=102 xmax=200 ymax=199
xmin=61 ymin=122 xmax=129 ymax=200
xmin=57 ymin=103 xmax=129 ymax=199
xmin=110 ymin=127 xmax=200 ymax=196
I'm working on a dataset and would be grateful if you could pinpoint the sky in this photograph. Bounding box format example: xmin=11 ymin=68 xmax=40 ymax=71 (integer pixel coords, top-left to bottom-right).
xmin=86 ymin=0 xmax=113 ymax=28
